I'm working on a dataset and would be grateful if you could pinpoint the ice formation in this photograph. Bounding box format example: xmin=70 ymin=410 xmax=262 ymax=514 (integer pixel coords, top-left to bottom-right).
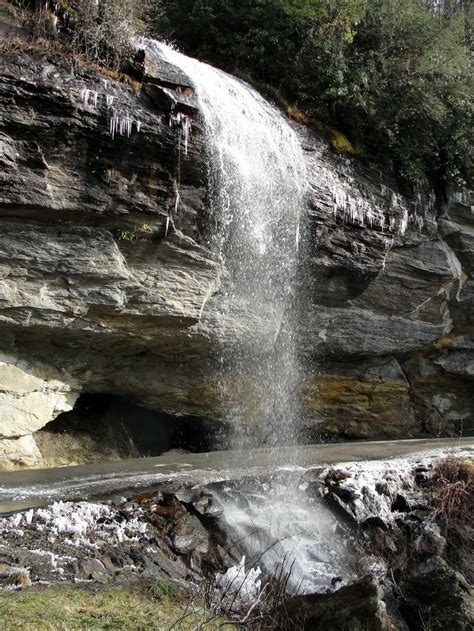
xmin=0 ymin=501 xmax=149 ymax=549
xmin=217 ymin=556 xmax=262 ymax=601
xmin=165 ymin=214 xmax=171 ymax=237
xmin=314 ymin=158 xmax=430 ymax=236
xmin=78 ymin=85 xmax=142 ymax=139
xmin=327 ymin=172 xmax=414 ymax=235
xmin=80 ymin=88 xmax=98 ymax=108
xmin=169 ymin=112 xmax=193 ymax=155
xmin=330 ymin=182 xmax=386 ymax=230
xmin=399 ymin=206 xmax=409 ymax=235
xmin=109 ymin=112 xmax=141 ymax=140
xmin=453 ymin=189 xmax=471 ymax=205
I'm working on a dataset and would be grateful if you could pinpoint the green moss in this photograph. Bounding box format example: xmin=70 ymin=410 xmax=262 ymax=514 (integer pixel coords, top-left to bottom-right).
xmin=116 ymin=227 xmax=134 ymax=241
xmin=295 ymin=114 xmax=364 ymax=157
xmin=329 ymin=129 xmax=364 ymax=156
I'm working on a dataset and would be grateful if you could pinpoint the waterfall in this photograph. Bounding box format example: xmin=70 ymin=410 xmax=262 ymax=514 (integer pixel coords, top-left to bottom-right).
xmin=214 ymin=474 xmax=355 ymax=594
xmin=148 ymin=41 xmax=307 ymax=448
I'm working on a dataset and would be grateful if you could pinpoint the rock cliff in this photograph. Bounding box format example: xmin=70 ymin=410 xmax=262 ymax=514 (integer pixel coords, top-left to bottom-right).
xmin=0 ymin=5 xmax=472 ymax=467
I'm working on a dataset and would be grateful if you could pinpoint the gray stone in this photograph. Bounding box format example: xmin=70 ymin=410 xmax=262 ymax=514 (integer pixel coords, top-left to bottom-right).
xmin=400 ymin=563 xmax=474 ymax=631
xmin=0 ymin=25 xmax=473 ymax=466
xmin=0 ymin=354 xmax=77 ymax=439
xmin=76 ymin=558 xmax=109 ymax=581
xmin=301 ymin=306 xmax=450 ymax=357
xmin=278 ymin=576 xmax=390 ymax=631
xmin=0 ymin=434 xmax=42 ymax=469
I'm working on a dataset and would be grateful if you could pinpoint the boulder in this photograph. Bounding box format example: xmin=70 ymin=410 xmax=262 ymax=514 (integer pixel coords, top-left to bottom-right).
xmin=0 ymin=434 xmax=42 ymax=469
xmin=400 ymin=561 xmax=474 ymax=631
xmin=0 ymin=353 xmax=77 ymax=439
xmin=0 ymin=353 xmax=77 ymax=468
xmin=276 ymin=576 xmax=390 ymax=631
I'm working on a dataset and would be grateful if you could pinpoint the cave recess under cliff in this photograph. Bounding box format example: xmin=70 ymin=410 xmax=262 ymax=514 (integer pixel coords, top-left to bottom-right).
xmin=35 ymin=394 xmax=225 ymax=467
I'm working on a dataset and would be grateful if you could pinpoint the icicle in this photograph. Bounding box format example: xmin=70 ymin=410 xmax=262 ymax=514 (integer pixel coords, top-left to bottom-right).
xmin=80 ymin=88 xmax=90 ymax=105
xmin=174 ymin=189 xmax=181 ymax=214
xmin=165 ymin=215 xmax=170 ymax=237
xmin=428 ymin=189 xmax=436 ymax=212
xmin=106 ymin=94 xmax=114 ymax=108
xmin=169 ymin=112 xmax=193 ymax=155
xmin=80 ymin=88 xmax=98 ymax=108
xmin=329 ymin=180 xmax=390 ymax=232
xmin=399 ymin=209 xmax=408 ymax=235
xmin=109 ymin=114 xmax=118 ymax=140
xmin=109 ymin=111 xmax=139 ymax=140
xmin=182 ymin=116 xmax=192 ymax=155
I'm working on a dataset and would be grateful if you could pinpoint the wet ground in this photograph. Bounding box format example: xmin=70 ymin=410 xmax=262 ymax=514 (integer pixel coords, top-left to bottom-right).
xmin=0 ymin=437 xmax=472 ymax=514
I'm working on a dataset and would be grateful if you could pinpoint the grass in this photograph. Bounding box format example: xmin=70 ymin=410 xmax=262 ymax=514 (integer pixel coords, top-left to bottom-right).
xmin=0 ymin=583 xmax=236 ymax=630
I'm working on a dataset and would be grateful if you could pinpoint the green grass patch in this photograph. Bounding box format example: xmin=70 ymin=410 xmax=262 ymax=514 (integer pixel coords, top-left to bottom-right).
xmin=0 ymin=583 xmax=236 ymax=630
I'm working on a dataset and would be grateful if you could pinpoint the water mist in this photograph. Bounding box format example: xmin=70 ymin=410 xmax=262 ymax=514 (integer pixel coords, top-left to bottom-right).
xmin=151 ymin=41 xmax=308 ymax=449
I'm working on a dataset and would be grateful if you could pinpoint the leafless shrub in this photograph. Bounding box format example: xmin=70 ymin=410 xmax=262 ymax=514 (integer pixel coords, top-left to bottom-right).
xmin=431 ymin=457 xmax=473 ymax=524
xmin=190 ymin=554 xmax=304 ymax=631
xmin=430 ymin=456 xmax=474 ymax=582
xmin=68 ymin=0 xmax=149 ymax=71
xmin=245 ymin=565 xmax=305 ymax=631
xmin=0 ymin=1 xmax=62 ymax=54
xmin=14 ymin=0 xmax=154 ymax=72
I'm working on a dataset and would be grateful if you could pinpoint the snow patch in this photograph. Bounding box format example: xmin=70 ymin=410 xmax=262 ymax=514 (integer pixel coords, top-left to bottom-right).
xmin=0 ymin=500 xmax=149 ymax=549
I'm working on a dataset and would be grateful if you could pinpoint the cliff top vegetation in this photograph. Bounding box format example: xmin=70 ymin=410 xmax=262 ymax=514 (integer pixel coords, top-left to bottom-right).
xmin=7 ymin=0 xmax=473 ymax=195
xmin=154 ymin=0 xmax=473 ymax=194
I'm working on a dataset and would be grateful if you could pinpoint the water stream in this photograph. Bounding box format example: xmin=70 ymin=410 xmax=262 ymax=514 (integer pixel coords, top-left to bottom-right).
xmin=149 ymin=41 xmax=307 ymax=449
xmin=142 ymin=43 xmax=371 ymax=594
xmin=143 ymin=46 xmax=318 ymax=588
xmin=214 ymin=474 xmax=356 ymax=594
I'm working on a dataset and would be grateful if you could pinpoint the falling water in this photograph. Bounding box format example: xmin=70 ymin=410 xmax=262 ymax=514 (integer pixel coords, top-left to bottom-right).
xmin=214 ymin=474 xmax=356 ymax=594
xmin=150 ymin=42 xmax=307 ymax=448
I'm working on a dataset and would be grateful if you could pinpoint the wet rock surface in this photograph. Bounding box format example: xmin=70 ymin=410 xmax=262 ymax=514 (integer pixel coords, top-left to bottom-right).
xmin=1 ymin=451 xmax=472 ymax=629
xmin=0 ymin=5 xmax=473 ymax=467
xmin=400 ymin=559 xmax=474 ymax=631
xmin=279 ymin=576 xmax=390 ymax=631
xmin=0 ymin=488 xmax=231 ymax=587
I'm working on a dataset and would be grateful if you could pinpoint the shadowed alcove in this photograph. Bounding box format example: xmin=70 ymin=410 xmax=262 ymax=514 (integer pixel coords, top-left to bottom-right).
xmin=35 ymin=393 xmax=229 ymax=467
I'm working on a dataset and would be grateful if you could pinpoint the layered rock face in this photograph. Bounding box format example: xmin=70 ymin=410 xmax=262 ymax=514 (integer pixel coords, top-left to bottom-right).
xmin=0 ymin=10 xmax=472 ymax=467
xmin=301 ymin=132 xmax=473 ymax=441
